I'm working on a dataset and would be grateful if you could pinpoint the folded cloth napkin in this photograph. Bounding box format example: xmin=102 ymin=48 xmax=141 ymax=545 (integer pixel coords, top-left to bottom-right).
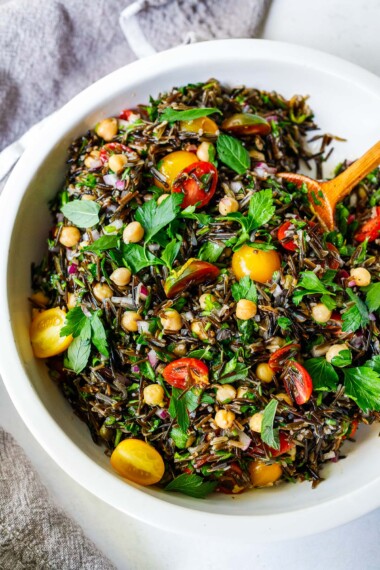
xmin=0 ymin=0 xmax=270 ymax=567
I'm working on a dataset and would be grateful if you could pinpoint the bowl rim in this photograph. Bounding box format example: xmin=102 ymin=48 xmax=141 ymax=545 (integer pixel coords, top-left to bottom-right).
xmin=1 ymin=38 xmax=380 ymax=541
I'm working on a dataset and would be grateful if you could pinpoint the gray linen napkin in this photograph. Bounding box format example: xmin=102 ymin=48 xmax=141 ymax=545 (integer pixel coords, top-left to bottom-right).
xmin=0 ymin=1 xmax=270 ymax=568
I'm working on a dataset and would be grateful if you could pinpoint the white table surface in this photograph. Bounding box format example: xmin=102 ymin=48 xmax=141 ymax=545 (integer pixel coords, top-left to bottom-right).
xmin=2 ymin=0 xmax=380 ymax=568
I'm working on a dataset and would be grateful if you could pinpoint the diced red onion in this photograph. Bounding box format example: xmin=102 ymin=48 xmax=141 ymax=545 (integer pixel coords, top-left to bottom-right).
xmin=66 ymin=248 xmax=75 ymax=261
xmin=369 ymin=313 xmax=376 ymax=321
xmin=237 ymin=429 xmax=251 ymax=451
xmin=68 ymin=263 xmax=78 ymax=275
xmin=156 ymin=408 xmax=169 ymax=420
xmin=265 ymin=114 xmax=278 ymax=123
xmin=115 ymin=179 xmax=125 ymax=191
xmin=90 ymin=229 xmax=100 ymax=241
xmin=254 ymin=162 xmax=277 ymax=175
xmin=230 ymin=181 xmax=243 ymax=193
xmin=103 ymin=173 xmax=118 ymax=187
xmin=131 ymin=365 xmax=140 ymax=373
xmin=56 ymin=213 xmax=64 ymax=223
xmin=137 ymin=320 xmax=149 ymax=334
xmin=348 ymin=280 xmax=356 ymax=287
xmin=147 ymin=349 xmax=159 ymax=368
xmin=136 ymin=283 xmax=149 ymax=301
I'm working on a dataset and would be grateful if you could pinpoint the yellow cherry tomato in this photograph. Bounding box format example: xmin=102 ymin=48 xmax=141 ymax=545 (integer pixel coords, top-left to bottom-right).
xmin=30 ymin=307 xmax=73 ymax=358
xmin=180 ymin=117 xmax=219 ymax=135
xmin=248 ymin=460 xmax=283 ymax=487
xmin=155 ymin=150 xmax=198 ymax=189
xmin=232 ymin=244 xmax=281 ymax=284
xmin=110 ymin=439 xmax=165 ymax=486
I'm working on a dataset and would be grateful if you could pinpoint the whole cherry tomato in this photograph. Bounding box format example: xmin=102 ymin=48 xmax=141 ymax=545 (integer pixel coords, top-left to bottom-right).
xmin=268 ymin=344 xmax=300 ymax=372
xmin=164 ymin=258 xmax=220 ymax=298
xmin=282 ymin=361 xmax=313 ymax=405
xmin=162 ymin=358 xmax=209 ymax=389
xmin=277 ymin=221 xmax=298 ymax=251
xmin=354 ymin=207 xmax=380 ymax=242
xmin=231 ymin=244 xmax=281 ymax=284
xmin=172 ymin=161 xmax=218 ymax=209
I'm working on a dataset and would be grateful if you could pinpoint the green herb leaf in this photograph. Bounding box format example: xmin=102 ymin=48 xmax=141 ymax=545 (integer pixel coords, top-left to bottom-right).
xmin=231 ymin=275 xmax=257 ymax=303
xmin=248 ymin=188 xmax=276 ymax=231
xmin=139 ymin=361 xmax=156 ymax=382
xmin=261 ymin=399 xmax=280 ymax=450
xmin=90 ymin=314 xmax=109 ymax=357
xmin=198 ymin=241 xmax=225 ymax=262
xmin=61 ymin=200 xmax=100 ymax=228
xmin=216 ymin=133 xmax=250 ymax=175
xmin=165 ymin=473 xmax=217 ymax=498
xmin=342 ymin=289 xmax=369 ymax=332
xmin=84 ymin=235 xmax=119 ymax=252
xmin=365 ymin=355 xmax=380 ymax=373
xmin=343 ymin=367 xmax=380 ymax=412
xmin=169 ymin=388 xmax=200 ymax=432
xmin=365 ymin=282 xmax=380 ymax=312
xmin=160 ymin=107 xmax=221 ymax=123
xmin=303 ymin=357 xmax=339 ymax=391
xmin=60 ymin=306 xmax=88 ymax=338
xmin=331 ymin=349 xmax=352 ymax=368
xmin=121 ymin=243 xmax=163 ymax=273
xmin=66 ymin=319 xmax=92 ymax=373
xmin=135 ymin=194 xmax=183 ymax=243
xmin=170 ymin=426 xmax=189 ymax=449
xmin=293 ymin=271 xmax=335 ymax=306
xmin=277 ymin=316 xmax=292 ymax=331
xmin=218 ymin=356 xmax=250 ymax=384
xmin=187 ymin=347 xmax=214 ymax=361
xmin=161 ymin=238 xmax=182 ymax=269
xmin=180 ymin=206 xmax=212 ymax=226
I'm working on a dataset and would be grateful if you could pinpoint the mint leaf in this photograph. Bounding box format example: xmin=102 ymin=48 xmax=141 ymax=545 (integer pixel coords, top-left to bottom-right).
xmin=90 ymin=314 xmax=109 ymax=357
xmin=343 ymin=367 xmax=380 ymax=412
xmin=331 ymin=349 xmax=352 ymax=368
xmin=60 ymin=307 xmax=87 ymax=338
xmin=231 ymin=276 xmax=257 ymax=303
xmin=160 ymin=107 xmax=221 ymax=123
xmin=121 ymin=243 xmax=163 ymax=272
xmin=248 ymin=189 xmax=275 ymax=231
xmin=84 ymin=235 xmax=119 ymax=252
xmin=165 ymin=473 xmax=217 ymax=498
xmin=135 ymin=194 xmax=183 ymax=243
xmin=66 ymin=319 xmax=91 ymax=373
xmin=187 ymin=347 xmax=214 ymax=360
xmin=365 ymin=282 xmax=380 ymax=312
xmin=170 ymin=426 xmax=189 ymax=449
xmin=342 ymin=289 xmax=369 ymax=332
xmin=303 ymin=357 xmax=339 ymax=391
xmin=161 ymin=238 xmax=181 ymax=269
xmin=218 ymin=356 xmax=250 ymax=384
xmin=261 ymin=399 xmax=280 ymax=450
xmin=216 ymin=133 xmax=250 ymax=175
xmin=198 ymin=241 xmax=225 ymax=262
xmin=61 ymin=200 xmax=100 ymax=228
xmin=169 ymin=388 xmax=200 ymax=432
xmin=293 ymin=271 xmax=335 ymax=306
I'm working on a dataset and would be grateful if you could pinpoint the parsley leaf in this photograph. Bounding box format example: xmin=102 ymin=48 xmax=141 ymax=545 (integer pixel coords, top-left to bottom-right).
xmin=216 ymin=133 xmax=250 ymax=175
xmin=277 ymin=316 xmax=292 ymax=331
xmin=90 ymin=313 xmax=109 ymax=357
xmin=180 ymin=205 xmax=212 ymax=226
xmin=365 ymin=355 xmax=380 ymax=373
xmin=343 ymin=367 xmax=380 ymax=412
xmin=261 ymin=399 xmax=280 ymax=450
xmin=248 ymin=188 xmax=276 ymax=231
xmin=170 ymin=426 xmax=189 ymax=449
xmin=66 ymin=319 xmax=92 ymax=374
xmin=160 ymin=107 xmax=221 ymax=123
xmin=84 ymin=235 xmax=120 ymax=252
xmin=331 ymin=349 xmax=352 ymax=368
xmin=231 ymin=276 xmax=257 ymax=303
xmin=342 ymin=289 xmax=369 ymax=332
xmin=61 ymin=200 xmax=100 ymax=228
xmin=61 ymin=307 xmax=109 ymax=365
xmin=365 ymin=282 xmax=380 ymax=312
xmin=217 ymin=356 xmax=250 ymax=384
xmin=165 ymin=473 xmax=217 ymax=499
xmin=293 ymin=271 xmax=335 ymax=306
xmin=198 ymin=241 xmax=225 ymax=262
xmin=121 ymin=243 xmax=163 ymax=273
xmin=161 ymin=238 xmax=182 ymax=269
xmin=134 ymin=194 xmax=183 ymax=243
xmin=169 ymin=388 xmax=200 ymax=432
xmin=60 ymin=306 xmax=87 ymax=338
xmin=303 ymin=357 xmax=339 ymax=391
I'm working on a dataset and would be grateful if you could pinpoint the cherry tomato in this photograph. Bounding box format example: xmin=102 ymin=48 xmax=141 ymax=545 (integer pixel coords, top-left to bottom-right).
xmin=172 ymin=161 xmax=218 ymax=209
xmin=277 ymin=221 xmax=298 ymax=251
xmin=282 ymin=361 xmax=313 ymax=405
xmin=180 ymin=117 xmax=219 ymax=135
xmin=30 ymin=307 xmax=73 ymax=358
xmin=164 ymin=258 xmax=220 ymax=298
xmin=266 ymin=431 xmax=294 ymax=457
xmin=344 ymin=419 xmax=359 ymax=439
xmin=232 ymin=244 xmax=281 ymax=284
xmin=222 ymin=113 xmax=271 ymax=136
xmin=99 ymin=142 xmax=135 ymax=164
xmin=162 ymin=357 xmax=209 ymax=389
xmin=110 ymin=439 xmax=165 ymax=486
xmin=355 ymin=206 xmax=380 ymax=242
xmin=268 ymin=344 xmax=300 ymax=372
xmin=119 ymin=109 xmax=134 ymax=120
xmin=248 ymin=460 xmax=282 ymax=487
xmin=155 ymin=150 xmax=198 ymax=189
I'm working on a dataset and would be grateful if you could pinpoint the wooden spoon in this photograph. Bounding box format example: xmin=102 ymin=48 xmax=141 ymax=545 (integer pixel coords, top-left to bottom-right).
xmin=278 ymin=140 xmax=380 ymax=230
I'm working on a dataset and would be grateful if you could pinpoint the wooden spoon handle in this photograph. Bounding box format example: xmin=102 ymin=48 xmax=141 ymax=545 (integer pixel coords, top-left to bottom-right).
xmin=322 ymin=140 xmax=380 ymax=207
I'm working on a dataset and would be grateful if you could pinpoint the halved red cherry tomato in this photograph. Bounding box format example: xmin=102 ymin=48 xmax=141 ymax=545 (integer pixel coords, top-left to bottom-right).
xmin=344 ymin=419 xmax=359 ymax=439
xmin=277 ymin=221 xmax=298 ymax=251
xmin=172 ymin=161 xmax=218 ymax=209
xmin=119 ymin=109 xmax=134 ymax=120
xmin=221 ymin=113 xmax=271 ymax=136
xmin=164 ymin=258 xmax=220 ymax=298
xmin=266 ymin=431 xmax=295 ymax=457
xmin=268 ymin=344 xmax=300 ymax=372
xmin=162 ymin=358 xmax=209 ymax=389
xmin=282 ymin=361 xmax=313 ymax=405
xmin=99 ymin=143 xmax=135 ymax=164
xmin=354 ymin=207 xmax=380 ymax=242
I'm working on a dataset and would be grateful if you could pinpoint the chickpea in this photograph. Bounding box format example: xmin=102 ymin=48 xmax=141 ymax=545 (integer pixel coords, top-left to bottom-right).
xmin=218 ymin=196 xmax=239 ymax=216
xmin=81 ymin=194 xmax=96 ymax=201
xmin=256 ymin=362 xmax=274 ymax=383
xmin=93 ymin=282 xmax=113 ymax=302
xmin=123 ymin=221 xmax=144 ymax=244
xmin=248 ymin=460 xmax=282 ymax=487
xmin=110 ymin=267 xmax=132 ymax=287
xmin=325 ymin=343 xmax=350 ymax=364
xmin=196 ymin=141 xmax=213 ymax=162
xmin=59 ymin=226 xmax=81 ymax=248
xmin=121 ymin=311 xmax=142 ymax=332
xmin=67 ymin=292 xmax=77 ymax=310
xmin=108 ymin=153 xmax=128 ymax=174
xmin=237 ymin=386 xmax=249 ymax=399
xmin=350 ymin=267 xmax=371 ymax=287
xmin=199 ymin=293 xmax=216 ymax=310
xmin=157 ymin=193 xmax=170 ymax=205
xmin=144 ymin=384 xmax=165 ymax=407
xmin=84 ymin=150 xmax=101 ymax=169
xmin=173 ymin=342 xmax=187 ymax=357
xmin=311 ymin=303 xmax=332 ymax=323
xmin=236 ymin=299 xmax=257 ymax=320
xmin=249 ymin=412 xmax=263 ymax=433
xmin=160 ymin=309 xmax=182 ymax=331
xmin=276 ymin=392 xmax=293 ymax=406
xmin=95 ymin=118 xmax=118 ymax=141
xmin=216 ymin=384 xmax=236 ymax=403
xmin=214 ymin=409 xmax=235 ymax=430
xmin=191 ymin=320 xmax=209 ymax=341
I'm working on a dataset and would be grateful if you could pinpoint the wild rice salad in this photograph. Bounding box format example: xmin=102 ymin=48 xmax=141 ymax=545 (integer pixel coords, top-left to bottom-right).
xmin=30 ymin=80 xmax=380 ymax=498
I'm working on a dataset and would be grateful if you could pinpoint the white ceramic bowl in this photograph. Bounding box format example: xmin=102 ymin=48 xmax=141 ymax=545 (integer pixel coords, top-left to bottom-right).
xmin=1 ymin=40 xmax=380 ymax=541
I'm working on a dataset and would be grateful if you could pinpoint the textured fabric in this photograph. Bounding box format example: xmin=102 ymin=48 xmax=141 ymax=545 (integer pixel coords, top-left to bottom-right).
xmin=0 ymin=428 xmax=116 ymax=569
